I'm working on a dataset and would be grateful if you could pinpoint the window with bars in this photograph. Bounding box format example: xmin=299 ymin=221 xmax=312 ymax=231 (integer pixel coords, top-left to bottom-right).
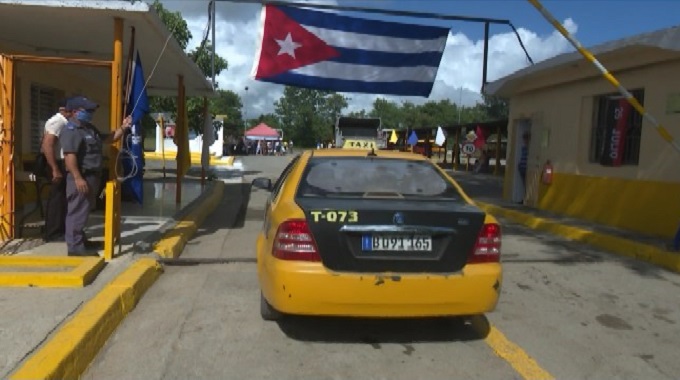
xmin=29 ymin=84 xmax=60 ymax=153
xmin=589 ymin=89 xmax=644 ymax=166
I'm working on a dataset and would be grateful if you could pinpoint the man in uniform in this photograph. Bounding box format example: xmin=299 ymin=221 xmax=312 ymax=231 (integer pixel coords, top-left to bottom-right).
xmin=60 ymin=96 xmax=131 ymax=256
xmin=42 ymin=99 xmax=70 ymax=242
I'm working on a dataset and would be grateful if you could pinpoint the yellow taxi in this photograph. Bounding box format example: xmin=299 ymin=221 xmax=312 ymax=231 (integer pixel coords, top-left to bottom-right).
xmin=252 ymin=148 xmax=502 ymax=320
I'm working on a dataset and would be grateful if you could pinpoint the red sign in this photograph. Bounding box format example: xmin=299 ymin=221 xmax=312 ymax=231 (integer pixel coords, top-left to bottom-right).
xmin=600 ymin=98 xmax=631 ymax=166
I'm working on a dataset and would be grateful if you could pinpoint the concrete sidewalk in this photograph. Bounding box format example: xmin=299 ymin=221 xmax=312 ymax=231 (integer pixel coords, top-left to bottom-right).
xmin=0 ymin=165 xmax=240 ymax=378
xmin=448 ymin=170 xmax=680 ymax=273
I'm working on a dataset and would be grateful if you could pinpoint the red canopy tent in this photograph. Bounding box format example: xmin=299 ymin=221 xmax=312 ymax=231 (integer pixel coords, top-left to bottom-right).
xmin=245 ymin=123 xmax=280 ymax=140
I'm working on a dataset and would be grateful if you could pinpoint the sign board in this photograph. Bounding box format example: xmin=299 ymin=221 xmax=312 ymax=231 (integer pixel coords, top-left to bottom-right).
xmin=462 ymin=143 xmax=476 ymax=155
xmin=343 ymin=139 xmax=377 ymax=150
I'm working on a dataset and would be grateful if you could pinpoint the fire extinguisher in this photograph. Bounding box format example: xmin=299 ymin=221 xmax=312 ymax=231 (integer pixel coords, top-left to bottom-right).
xmin=542 ymin=160 xmax=554 ymax=185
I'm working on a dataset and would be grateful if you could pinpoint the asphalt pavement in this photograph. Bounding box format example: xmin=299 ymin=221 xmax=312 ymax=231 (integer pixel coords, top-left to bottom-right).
xmin=83 ymin=153 xmax=680 ymax=380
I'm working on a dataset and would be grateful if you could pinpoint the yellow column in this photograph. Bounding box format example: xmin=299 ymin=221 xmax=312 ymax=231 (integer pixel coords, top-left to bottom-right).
xmin=0 ymin=56 xmax=15 ymax=240
xmin=104 ymin=17 xmax=123 ymax=261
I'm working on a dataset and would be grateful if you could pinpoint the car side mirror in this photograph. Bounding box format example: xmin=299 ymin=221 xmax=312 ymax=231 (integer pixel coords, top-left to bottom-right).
xmin=252 ymin=177 xmax=273 ymax=191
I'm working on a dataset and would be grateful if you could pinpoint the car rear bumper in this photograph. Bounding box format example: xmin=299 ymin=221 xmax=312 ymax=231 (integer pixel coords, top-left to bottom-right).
xmin=259 ymin=259 xmax=502 ymax=318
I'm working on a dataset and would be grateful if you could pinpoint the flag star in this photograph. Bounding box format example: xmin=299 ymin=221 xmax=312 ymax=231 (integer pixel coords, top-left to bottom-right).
xmin=275 ymin=32 xmax=302 ymax=59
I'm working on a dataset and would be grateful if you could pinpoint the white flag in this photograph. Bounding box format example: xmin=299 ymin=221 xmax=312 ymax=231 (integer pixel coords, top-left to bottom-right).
xmin=435 ymin=126 xmax=446 ymax=146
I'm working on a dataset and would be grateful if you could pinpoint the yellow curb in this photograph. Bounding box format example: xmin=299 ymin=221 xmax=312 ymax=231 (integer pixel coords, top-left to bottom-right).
xmin=477 ymin=202 xmax=680 ymax=273
xmin=0 ymin=256 xmax=105 ymax=288
xmin=10 ymin=258 xmax=163 ymax=380
xmin=153 ymin=180 xmax=225 ymax=258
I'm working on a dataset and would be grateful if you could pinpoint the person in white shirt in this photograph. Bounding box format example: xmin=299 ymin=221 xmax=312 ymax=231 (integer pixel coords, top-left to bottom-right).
xmin=42 ymin=99 xmax=70 ymax=242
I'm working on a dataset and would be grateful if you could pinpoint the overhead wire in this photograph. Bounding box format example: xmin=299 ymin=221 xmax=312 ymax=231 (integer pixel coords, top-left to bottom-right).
xmin=114 ymin=18 xmax=179 ymax=184
xmin=116 ymin=1 xmax=216 ymax=184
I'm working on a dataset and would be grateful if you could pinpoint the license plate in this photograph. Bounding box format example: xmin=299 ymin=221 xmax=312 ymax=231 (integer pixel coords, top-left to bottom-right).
xmin=362 ymin=235 xmax=432 ymax=252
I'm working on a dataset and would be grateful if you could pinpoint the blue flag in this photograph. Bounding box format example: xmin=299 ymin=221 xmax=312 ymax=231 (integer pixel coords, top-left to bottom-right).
xmin=122 ymin=52 xmax=148 ymax=204
xmin=408 ymin=130 xmax=418 ymax=146
xmin=252 ymin=5 xmax=450 ymax=97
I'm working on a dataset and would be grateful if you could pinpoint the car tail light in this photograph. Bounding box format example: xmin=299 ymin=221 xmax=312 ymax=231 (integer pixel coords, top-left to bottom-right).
xmin=272 ymin=220 xmax=321 ymax=261
xmin=468 ymin=223 xmax=501 ymax=264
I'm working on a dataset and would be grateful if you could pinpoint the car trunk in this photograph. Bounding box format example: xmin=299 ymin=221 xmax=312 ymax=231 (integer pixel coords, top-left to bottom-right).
xmin=296 ymin=198 xmax=485 ymax=273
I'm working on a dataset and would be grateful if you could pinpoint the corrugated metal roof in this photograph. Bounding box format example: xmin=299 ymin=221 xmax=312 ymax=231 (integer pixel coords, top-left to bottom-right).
xmin=0 ymin=0 xmax=214 ymax=97
xmin=486 ymin=25 xmax=680 ymax=97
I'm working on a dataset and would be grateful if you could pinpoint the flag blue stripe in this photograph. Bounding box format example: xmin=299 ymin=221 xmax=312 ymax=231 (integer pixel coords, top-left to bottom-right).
xmin=123 ymin=51 xmax=148 ymax=205
xmin=329 ymin=47 xmax=444 ymax=68
xmin=262 ymin=72 xmax=434 ymax=97
xmin=278 ymin=5 xmax=450 ymax=40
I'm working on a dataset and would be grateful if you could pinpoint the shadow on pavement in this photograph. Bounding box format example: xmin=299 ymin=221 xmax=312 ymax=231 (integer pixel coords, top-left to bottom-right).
xmin=189 ymin=183 xmax=254 ymax=241
xmin=276 ymin=314 xmax=490 ymax=344
xmin=498 ymin=217 xmax=668 ymax=280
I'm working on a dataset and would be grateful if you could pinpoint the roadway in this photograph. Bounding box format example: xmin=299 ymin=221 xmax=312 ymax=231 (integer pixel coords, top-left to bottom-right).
xmin=83 ymin=154 xmax=680 ymax=380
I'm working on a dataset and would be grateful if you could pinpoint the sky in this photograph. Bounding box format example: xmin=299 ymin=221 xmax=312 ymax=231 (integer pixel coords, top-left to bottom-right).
xmin=156 ymin=0 xmax=680 ymax=117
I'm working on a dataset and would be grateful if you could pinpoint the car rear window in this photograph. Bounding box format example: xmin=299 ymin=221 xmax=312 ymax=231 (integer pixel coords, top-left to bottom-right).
xmin=297 ymin=157 xmax=462 ymax=199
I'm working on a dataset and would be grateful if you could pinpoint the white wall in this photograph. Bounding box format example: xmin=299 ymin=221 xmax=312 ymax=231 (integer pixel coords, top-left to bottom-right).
xmin=155 ymin=122 xmax=224 ymax=157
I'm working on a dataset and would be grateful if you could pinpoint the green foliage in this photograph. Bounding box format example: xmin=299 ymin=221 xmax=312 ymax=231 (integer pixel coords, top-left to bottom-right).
xmin=212 ymin=90 xmax=243 ymax=136
xmin=256 ymin=113 xmax=282 ymax=131
xmin=189 ymin=42 xmax=228 ymax=83
xmin=368 ymin=98 xmax=401 ymax=129
xmin=480 ymin=94 xmax=509 ymax=121
xmin=274 ymin=87 xmax=348 ymax=147
xmin=151 ymin=0 xmax=191 ymax=49
xmin=148 ymin=0 xmax=230 ymax=136
xmin=347 ymin=95 xmax=508 ymax=131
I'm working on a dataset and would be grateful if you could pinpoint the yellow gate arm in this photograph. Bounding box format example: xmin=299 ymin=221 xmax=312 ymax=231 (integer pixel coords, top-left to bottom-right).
xmin=527 ymin=0 xmax=680 ymax=154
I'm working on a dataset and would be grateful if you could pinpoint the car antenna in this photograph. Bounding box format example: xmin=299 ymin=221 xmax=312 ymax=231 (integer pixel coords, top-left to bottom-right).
xmin=367 ymin=147 xmax=377 ymax=157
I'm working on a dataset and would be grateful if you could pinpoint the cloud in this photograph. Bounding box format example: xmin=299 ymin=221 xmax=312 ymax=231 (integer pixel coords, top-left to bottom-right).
xmin=160 ymin=1 xmax=578 ymax=117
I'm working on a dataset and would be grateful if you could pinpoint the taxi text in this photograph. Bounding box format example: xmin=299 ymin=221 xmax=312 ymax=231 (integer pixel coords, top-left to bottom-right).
xmin=310 ymin=210 xmax=359 ymax=223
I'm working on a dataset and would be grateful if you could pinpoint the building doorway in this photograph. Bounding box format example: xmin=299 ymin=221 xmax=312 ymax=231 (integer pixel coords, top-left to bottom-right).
xmin=511 ymin=119 xmax=532 ymax=203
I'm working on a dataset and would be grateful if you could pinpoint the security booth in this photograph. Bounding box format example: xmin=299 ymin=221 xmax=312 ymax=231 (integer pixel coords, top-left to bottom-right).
xmin=485 ymin=25 xmax=680 ymax=239
xmin=0 ymin=0 xmax=213 ymax=259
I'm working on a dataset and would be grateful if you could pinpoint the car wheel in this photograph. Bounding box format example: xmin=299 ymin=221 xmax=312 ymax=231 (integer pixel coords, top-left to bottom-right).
xmin=260 ymin=292 xmax=281 ymax=321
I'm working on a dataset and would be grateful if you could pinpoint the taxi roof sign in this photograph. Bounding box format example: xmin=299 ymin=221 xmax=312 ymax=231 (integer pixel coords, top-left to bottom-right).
xmin=343 ymin=139 xmax=377 ymax=150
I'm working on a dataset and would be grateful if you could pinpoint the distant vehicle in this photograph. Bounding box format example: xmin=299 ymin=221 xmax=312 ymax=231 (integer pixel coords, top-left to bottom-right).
xmin=251 ymin=148 xmax=503 ymax=321
xmin=334 ymin=116 xmax=385 ymax=149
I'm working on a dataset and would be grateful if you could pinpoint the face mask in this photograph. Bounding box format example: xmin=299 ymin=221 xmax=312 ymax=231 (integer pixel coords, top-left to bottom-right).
xmin=75 ymin=110 xmax=93 ymax=123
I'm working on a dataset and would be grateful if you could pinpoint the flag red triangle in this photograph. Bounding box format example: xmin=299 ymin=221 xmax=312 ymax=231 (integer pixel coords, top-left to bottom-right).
xmin=255 ymin=5 xmax=340 ymax=79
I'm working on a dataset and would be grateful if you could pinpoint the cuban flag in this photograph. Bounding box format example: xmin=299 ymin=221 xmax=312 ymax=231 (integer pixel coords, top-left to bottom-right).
xmin=251 ymin=5 xmax=450 ymax=97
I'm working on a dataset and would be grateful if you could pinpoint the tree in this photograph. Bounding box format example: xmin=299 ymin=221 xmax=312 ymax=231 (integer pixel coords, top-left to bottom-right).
xmin=256 ymin=113 xmax=282 ymax=131
xmin=149 ymin=0 xmax=230 ymax=135
xmin=189 ymin=43 xmax=228 ymax=85
xmin=480 ymin=94 xmax=509 ymax=121
xmin=274 ymin=87 xmax=348 ymax=147
xmin=346 ymin=109 xmax=368 ymax=118
xmin=210 ymin=90 xmax=243 ymax=137
xmin=323 ymin=93 xmax=349 ymax=126
xmin=369 ymin=98 xmax=402 ymax=129
xmin=152 ymin=0 xmax=191 ymax=50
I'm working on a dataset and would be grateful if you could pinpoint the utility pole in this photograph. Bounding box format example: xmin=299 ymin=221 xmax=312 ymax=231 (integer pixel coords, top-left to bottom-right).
xmin=211 ymin=0 xmax=216 ymax=89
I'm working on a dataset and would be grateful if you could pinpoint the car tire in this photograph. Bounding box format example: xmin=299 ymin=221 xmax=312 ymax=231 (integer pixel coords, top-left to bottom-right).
xmin=260 ymin=292 xmax=282 ymax=321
